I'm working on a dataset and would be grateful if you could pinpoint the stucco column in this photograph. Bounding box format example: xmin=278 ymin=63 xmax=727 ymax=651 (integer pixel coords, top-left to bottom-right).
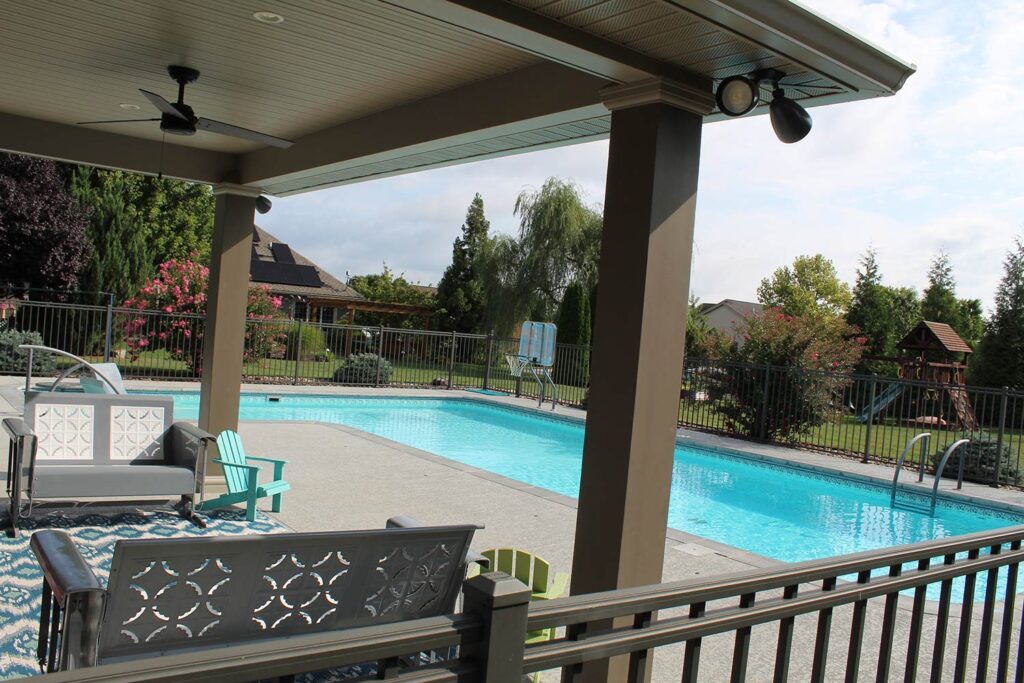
xmin=567 ymin=79 xmax=711 ymax=682
xmin=199 ymin=185 xmax=259 ymax=446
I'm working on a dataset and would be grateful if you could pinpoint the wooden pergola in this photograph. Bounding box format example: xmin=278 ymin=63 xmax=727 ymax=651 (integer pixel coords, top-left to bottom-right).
xmin=0 ymin=3 xmax=912 ymax=679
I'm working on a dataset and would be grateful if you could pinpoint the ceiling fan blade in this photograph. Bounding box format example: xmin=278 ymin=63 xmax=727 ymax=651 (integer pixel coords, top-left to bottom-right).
xmin=140 ymin=89 xmax=187 ymax=120
xmin=196 ymin=117 xmax=293 ymax=149
xmin=77 ymin=118 xmax=161 ymax=125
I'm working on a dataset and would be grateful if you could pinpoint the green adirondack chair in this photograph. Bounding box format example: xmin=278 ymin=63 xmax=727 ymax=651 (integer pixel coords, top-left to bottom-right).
xmin=470 ymin=547 xmax=570 ymax=676
xmin=198 ymin=430 xmax=290 ymax=522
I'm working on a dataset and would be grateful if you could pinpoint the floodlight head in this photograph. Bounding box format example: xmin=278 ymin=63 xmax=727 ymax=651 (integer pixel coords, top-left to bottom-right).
xmin=715 ymin=75 xmax=759 ymax=117
xmin=768 ymin=87 xmax=813 ymax=143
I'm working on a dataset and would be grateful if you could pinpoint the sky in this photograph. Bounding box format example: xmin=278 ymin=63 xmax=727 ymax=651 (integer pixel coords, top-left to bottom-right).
xmin=260 ymin=0 xmax=1024 ymax=314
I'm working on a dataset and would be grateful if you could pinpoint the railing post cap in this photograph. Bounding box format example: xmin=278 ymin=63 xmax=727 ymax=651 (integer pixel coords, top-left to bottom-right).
xmin=464 ymin=572 xmax=532 ymax=608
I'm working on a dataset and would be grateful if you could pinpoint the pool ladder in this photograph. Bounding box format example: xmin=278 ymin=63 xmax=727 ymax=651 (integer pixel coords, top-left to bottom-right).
xmin=890 ymin=433 xmax=972 ymax=515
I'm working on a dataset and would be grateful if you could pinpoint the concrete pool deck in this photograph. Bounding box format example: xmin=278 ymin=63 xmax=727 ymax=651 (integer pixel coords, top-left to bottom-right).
xmin=3 ymin=377 xmax=1024 ymax=679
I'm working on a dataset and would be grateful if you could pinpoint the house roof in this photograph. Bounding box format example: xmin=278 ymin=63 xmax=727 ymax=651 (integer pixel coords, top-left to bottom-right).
xmin=251 ymin=226 xmax=364 ymax=303
xmin=898 ymin=321 xmax=973 ymax=355
xmin=699 ymin=299 xmax=764 ymax=319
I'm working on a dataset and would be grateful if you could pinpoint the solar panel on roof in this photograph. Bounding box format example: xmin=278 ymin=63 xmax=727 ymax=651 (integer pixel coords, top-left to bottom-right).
xmin=270 ymin=243 xmax=296 ymax=264
xmin=251 ymin=260 xmax=323 ymax=288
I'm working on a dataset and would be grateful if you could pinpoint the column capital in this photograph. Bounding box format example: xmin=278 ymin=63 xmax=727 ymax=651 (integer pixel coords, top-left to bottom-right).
xmin=212 ymin=183 xmax=263 ymax=198
xmin=601 ymin=77 xmax=715 ymax=116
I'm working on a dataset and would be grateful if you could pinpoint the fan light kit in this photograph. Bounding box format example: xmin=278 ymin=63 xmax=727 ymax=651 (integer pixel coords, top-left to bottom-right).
xmin=253 ymin=11 xmax=284 ymax=24
xmin=77 ymin=65 xmax=293 ymax=149
xmin=715 ymin=69 xmax=812 ymax=144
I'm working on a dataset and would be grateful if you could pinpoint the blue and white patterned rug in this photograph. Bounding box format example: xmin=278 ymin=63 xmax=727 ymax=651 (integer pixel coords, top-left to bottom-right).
xmin=0 ymin=505 xmax=287 ymax=679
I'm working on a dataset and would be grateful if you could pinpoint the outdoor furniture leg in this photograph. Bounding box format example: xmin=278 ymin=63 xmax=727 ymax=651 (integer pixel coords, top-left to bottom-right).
xmin=246 ymin=469 xmax=259 ymax=522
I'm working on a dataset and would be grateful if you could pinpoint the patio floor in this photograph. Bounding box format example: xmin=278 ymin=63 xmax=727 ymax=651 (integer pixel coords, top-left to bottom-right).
xmin=3 ymin=378 xmax=1024 ymax=680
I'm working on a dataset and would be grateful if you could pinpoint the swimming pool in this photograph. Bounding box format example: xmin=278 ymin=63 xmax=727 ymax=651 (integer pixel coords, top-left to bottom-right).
xmin=164 ymin=392 xmax=1024 ymax=565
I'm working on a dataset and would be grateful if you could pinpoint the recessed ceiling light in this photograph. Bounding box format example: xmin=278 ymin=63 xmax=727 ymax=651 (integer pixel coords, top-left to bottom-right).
xmin=118 ymin=103 xmax=141 ymax=111
xmin=253 ymin=10 xmax=284 ymax=24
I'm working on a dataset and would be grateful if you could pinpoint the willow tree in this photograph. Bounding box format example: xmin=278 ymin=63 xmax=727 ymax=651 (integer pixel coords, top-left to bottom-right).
xmin=481 ymin=178 xmax=602 ymax=336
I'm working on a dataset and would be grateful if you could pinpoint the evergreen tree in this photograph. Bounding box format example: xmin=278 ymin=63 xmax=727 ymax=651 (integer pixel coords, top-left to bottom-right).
xmin=974 ymin=239 xmax=1024 ymax=387
xmin=921 ymin=252 xmax=960 ymax=325
xmin=685 ymin=295 xmax=711 ymax=358
xmin=436 ymin=194 xmax=489 ymax=333
xmin=846 ymin=250 xmax=921 ymax=372
xmin=555 ymin=280 xmax=591 ymax=385
xmin=69 ymin=166 xmax=154 ymax=301
xmin=0 ymin=152 xmax=90 ymax=292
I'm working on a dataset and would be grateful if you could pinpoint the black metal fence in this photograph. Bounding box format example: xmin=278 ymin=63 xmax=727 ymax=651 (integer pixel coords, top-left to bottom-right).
xmin=31 ymin=524 xmax=1024 ymax=683
xmin=6 ymin=300 xmax=1024 ymax=484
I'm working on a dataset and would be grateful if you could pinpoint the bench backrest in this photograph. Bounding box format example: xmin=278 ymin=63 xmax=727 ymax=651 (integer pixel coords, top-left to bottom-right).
xmin=23 ymin=392 xmax=174 ymax=465
xmin=98 ymin=525 xmax=479 ymax=663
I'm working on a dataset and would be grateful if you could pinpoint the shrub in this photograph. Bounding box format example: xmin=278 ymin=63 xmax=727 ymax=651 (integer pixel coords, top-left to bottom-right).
xmin=930 ymin=435 xmax=1021 ymax=486
xmin=0 ymin=330 xmax=57 ymax=373
xmin=285 ymin=323 xmax=327 ymax=360
xmin=332 ymin=353 xmax=393 ymax=385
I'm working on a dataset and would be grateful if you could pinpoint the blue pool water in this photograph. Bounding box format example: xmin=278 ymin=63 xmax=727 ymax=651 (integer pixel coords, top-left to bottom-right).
xmin=164 ymin=393 xmax=1024 ymax=565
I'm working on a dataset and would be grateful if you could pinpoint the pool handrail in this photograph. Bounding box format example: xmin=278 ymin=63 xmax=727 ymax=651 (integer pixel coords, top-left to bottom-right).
xmin=890 ymin=432 xmax=931 ymax=506
xmin=19 ymin=344 xmax=125 ymax=395
xmin=931 ymin=438 xmax=971 ymax=514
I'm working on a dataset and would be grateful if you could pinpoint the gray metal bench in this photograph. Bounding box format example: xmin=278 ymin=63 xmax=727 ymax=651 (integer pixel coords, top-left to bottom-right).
xmin=4 ymin=392 xmax=207 ymax=537
xmin=30 ymin=520 xmax=481 ymax=676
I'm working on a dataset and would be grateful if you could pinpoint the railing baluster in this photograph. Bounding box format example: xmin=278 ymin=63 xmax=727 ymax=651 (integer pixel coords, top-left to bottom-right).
xmin=874 ymin=563 xmax=902 ymax=683
xmin=976 ymin=544 xmax=1002 ymax=682
xmin=680 ymin=601 xmax=705 ymax=683
xmin=772 ymin=585 xmax=798 ymax=683
xmin=627 ymin=611 xmax=653 ymax=683
xmin=903 ymin=557 xmax=930 ymax=682
xmin=931 ymin=552 xmax=957 ymax=682
xmin=844 ymin=570 xmax=871 ymax=683
xmin=954 ymin=548 xmax=982 ymax=683
xmin=810 ymin=577 xmax=837 ymax=683
xmin=729 ymin=593 xmax=755 ymax=683
xmin=996 ymin=540 xmax=1020 ymax=683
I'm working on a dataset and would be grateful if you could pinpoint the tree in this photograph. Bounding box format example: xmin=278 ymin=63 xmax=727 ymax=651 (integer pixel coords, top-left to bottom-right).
xmin=554 ymin=280 xmax=591 ymax=384
xmin=921 ymin=252 xmax=960 ymax=326
xmin=757 ymin=254 xmax=851 ymax=319
xmin=973 ymin=238 xmax=1024 ymax=388
xmin=685 ymin=295 xmax=711 ymax=359
xmin=704 ymin=309 xmax=866 ymax=441
xmin=436 ymin=194 xmax=489 ymax=333
xmin=0 ymin=152 xmax=91 ymax=292
xmin=846 ymin=250 xmax=921 ymax=373
xmin=69 ymin=166 xmax=154 ymax=301
xmin=921 ymin=252 xmax=985 ymax=347
xmin=347 ymin=265 xmax=436 ymax=328
xmin=122 ymin=257 xmax=285 ymax=373
xmin=480 ymin=178 xmax=602 ymax=335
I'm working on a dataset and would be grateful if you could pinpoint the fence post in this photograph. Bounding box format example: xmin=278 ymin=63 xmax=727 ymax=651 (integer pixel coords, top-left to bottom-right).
xmin=293 ymin=319 xmax=304 ymax=386
xmin=376 ymin=325 xmax=385 ymax=387
xmin=863 ymin=374 xmax=877 ymax=464
xmin=460 ymin=573 xmax=531 ymax=683
xmin=996 ymin=386 xmax=1009 ymax=487
xmin=448 ymin=330 xmax=457 ymax=389
xmin=103 ymin=293 xmax=114 ymax=363
xmin=758 ymin=362 xmax=771 ymax=441
xmin=483 ymin=331 xmax=494 ymax=391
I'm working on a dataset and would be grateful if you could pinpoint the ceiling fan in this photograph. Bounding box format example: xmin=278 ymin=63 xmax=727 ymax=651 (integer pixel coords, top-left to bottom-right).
xmin=77 ymin=65 xmax=293 ymax=149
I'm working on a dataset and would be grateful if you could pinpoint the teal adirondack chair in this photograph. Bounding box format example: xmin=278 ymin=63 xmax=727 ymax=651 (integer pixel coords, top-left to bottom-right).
xmin=199 ymin=430 xmax=290 ymax=521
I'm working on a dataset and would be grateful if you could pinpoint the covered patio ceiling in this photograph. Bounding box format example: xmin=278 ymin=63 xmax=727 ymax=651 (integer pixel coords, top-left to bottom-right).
xmin=0 ymin=0 xmax=913 ymax=196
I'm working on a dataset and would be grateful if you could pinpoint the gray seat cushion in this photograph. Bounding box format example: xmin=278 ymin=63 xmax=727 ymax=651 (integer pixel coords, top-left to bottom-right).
xmin=31 ymin=465 xmax=195 ymax=498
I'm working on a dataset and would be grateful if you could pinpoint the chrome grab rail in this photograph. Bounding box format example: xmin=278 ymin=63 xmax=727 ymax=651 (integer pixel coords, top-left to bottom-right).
xmin=890 ymin=433 xmax=931 ymax=506
xmin=931 ymin=438 xmax=971 ymax=514
xmin=18 ymin=344 xmax=124 ymax=394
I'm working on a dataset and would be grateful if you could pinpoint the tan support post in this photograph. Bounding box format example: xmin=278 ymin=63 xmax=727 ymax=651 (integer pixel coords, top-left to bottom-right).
xmin=567 ymin=78 xmax=709 ymax=683
xmin=199 ymin=184 xmax=259 ymax=491
xmin=461 ymin=572 xmax=532 ymax=682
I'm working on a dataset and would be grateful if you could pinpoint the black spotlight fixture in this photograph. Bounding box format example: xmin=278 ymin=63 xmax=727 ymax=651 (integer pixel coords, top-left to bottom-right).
xmin=256 ymin=195 xmax=273 ymax=214
xmin=714 ymin=69 xmax=813 ymax=143
xmin=715 ymin=75 xmax=759 ymax=117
